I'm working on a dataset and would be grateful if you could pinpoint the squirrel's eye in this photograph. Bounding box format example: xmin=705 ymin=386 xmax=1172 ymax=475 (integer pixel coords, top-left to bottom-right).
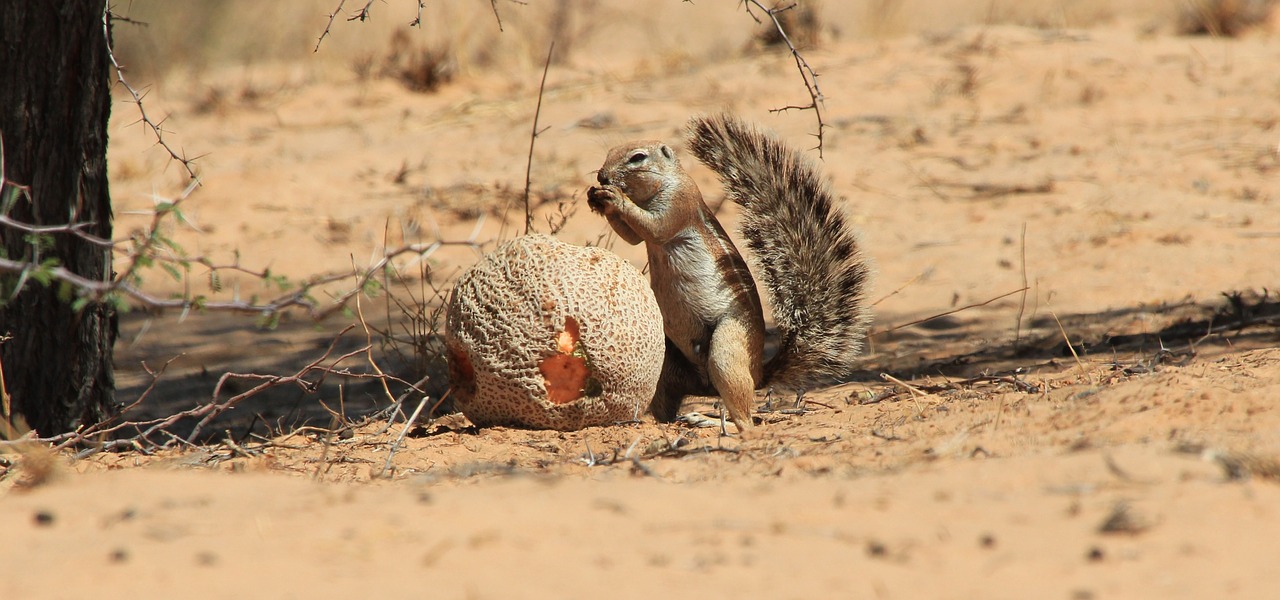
xmin=628 ymin=152 xmax=647 ymax=164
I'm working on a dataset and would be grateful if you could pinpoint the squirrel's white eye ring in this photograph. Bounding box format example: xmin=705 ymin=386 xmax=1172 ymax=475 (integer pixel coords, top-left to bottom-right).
xmin=628 ymin=152 xmax=647 ymax=164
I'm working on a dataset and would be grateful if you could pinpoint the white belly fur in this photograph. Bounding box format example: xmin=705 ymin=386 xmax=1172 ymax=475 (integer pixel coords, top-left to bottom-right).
xmin=646 ymin=231 xmax=735 ymax=364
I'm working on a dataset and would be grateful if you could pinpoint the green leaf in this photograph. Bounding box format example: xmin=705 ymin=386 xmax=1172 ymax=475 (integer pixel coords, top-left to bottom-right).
xmin=1 ymin=186 xmax=19 ymax=214
xmin=23 ymin=232 xmax=55 ymax=252
xmin=170 ymin=206 xmax=192 ymax=227
xmin=56 ymin=280 xmax=73 ymax=303
xmin=28 ymin=258 xmax=61 ymax=286
xmin=158 ymin=235 xmax=186 ymax=255
xmin=256 ymin=311 xmax=282 ymax=330
xmin=107 ymin=292 xmax=131 ymax=314
xmin=161 ymin=263 xmax=183 ymax=282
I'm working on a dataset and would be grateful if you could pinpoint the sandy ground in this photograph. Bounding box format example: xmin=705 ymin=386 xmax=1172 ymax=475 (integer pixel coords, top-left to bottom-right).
xmin=4 ymin=2 xmax=1280 ymax=598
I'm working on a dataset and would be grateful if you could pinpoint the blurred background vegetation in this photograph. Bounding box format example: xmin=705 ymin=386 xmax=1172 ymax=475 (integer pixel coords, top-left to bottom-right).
xmin=111 ymin=0 xmax=1210 ymax=89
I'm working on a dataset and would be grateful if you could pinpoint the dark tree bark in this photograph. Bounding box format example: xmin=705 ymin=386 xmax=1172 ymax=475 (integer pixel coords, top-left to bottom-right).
xmin=0 ymin=1 xmax=118 ymax=435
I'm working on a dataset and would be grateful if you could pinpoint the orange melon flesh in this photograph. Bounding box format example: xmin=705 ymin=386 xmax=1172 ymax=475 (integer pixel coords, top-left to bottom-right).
xmin=539 ymin=318 xmax=589 ymax=405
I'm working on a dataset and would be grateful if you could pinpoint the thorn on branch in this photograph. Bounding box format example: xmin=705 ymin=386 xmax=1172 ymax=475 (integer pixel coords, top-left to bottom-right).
xmin=103 ymin=5 xmax=200 ymax=181
xmin=348 ymin=0 xmax=378 ymax=23
xmin=409 ymin=1 xmax=425 ymax=27
xmin=740 ymin=0 xmax=828 ymax=158
xmin=106 ymin=11 xmax=149 ymax=28
xmin=315 ymin=0 xmax=349 ymax=52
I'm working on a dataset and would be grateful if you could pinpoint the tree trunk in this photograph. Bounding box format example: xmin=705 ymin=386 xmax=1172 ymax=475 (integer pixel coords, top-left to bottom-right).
xmin=0 ymin=1 xmax=118 ymax=436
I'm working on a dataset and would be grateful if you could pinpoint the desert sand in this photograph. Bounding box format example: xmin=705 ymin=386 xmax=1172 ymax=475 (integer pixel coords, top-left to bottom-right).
xmin=3 ymin=2 xmax=1280 ymax=598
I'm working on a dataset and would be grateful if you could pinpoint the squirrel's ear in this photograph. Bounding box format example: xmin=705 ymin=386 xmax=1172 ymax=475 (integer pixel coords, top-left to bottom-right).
xmin=660 ymin=145 xmax=674 ymax=160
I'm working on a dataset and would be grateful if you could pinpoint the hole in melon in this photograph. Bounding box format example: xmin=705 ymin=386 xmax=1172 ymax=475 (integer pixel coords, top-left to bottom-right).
xmin=447 ymin=345 xmax=474 ymax=385
xmin=540 ymin=317 xmax=591 ymax=405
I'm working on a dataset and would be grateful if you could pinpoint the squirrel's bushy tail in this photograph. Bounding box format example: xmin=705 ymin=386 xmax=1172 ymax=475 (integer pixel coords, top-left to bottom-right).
xmin=687 ymin=113 xmax=871 ymax=390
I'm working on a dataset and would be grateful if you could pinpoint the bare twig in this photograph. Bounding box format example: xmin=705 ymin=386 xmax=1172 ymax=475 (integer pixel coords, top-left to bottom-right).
xmin=1015 ymin=222 xmax=1028 ymax=344
xmin=872 ymin=269 xmax=929 ymax=307
xmin=1 ymin=347 xmax=13 ymax=441
xmin=0 ymin=226 xmax=481 ymax=320
xmin=350 ymin=0 xmax=378 ymax=22
xmin=488 ymin=0 xmax=529 ymax=31
xmin=741 ymin=0 xmax=828 ymax=157
xmin=104 ymin=6 xmax=199 ymax=181
xmin=370 ymin=373 xmax=432 ymax=435
xmin=315 ymin=0 xmax=349 ymax=52
xmin=376 ymin=392 xmax=431 ymax=478
xmin=1050 ymin=309 xmax=1090 ymax=380
xmin=872 ymin=373 xmax=1039 ymax=399
xmin=523 ymin=41 xmax=555 ymax=235
xmin=2 ymin=325 xmax=368 ymax=458
xmin=409 ymin=0 xmax=425 ymax=27
xmin=0 ymin=215 xmax=115 ymax=248
xmin=880 ymin=373 xmax=926 ymax=416
xmin=929 ymin=178 xmax=1056 ymax=198
xmin=872 ymin=286 xmax=1029 ymax=335
xmin=490 ymin=0 xmax=505 ymax=31
xmin=186 ymin=325 xmax=365 ymax=442
xmin=1 ymin=335 xmax=366 ymax=455
xmin=0 ymin=280 xmax=452 ymax=456
xmin=320 ymin=0 xmax=520 ymax=48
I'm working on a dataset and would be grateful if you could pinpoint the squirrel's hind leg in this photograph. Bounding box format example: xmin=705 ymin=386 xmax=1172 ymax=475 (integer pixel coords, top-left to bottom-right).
xmin=706 ymin=319 xmax=763 ymax=432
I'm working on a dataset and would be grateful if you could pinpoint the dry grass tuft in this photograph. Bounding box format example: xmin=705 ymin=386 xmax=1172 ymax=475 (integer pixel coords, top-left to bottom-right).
xmin=755 ymin=1 xmax=825 ymax=49
xmin=1178 ymin=0 xmax=1278 ymax=36
xmin=3 ymin=444 xmax=60 ymax=490
xmin=381 ymin=30 xmax=456 ymax=93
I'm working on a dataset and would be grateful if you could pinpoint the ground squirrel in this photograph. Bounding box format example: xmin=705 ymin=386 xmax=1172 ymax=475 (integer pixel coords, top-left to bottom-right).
xmin=588 ymin=113 xmax=871 ymax=432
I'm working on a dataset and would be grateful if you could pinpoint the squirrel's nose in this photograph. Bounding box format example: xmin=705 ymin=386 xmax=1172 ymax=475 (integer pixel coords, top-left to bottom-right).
xmin=596 ymin=171 xmax=610 ymax=186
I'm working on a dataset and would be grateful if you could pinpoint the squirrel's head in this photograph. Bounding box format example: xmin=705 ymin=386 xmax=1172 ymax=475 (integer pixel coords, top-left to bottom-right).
xmin=596 ymin=141 xmax=680 ymax=203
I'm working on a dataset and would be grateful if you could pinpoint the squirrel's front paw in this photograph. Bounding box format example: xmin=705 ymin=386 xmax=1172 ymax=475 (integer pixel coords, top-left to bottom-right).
xmin=587 ymin=185 xmax=625 ymax=215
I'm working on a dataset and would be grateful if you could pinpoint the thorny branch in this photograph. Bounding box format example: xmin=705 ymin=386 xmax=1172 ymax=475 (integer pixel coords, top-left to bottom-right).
xmin=104 ymin=6 xmax=200 ymax=181
xmin=351 ymin=0 xmax=379 ymax=22
xmin=0 ymin=320 xmax=436 ymax=459
xmin=316 ymin=0 xmax=522 ymax=50
xmin=0 ymin=216 xmax=114 ymax=248
xmin=1 ymin=158 xmax=484 ymax=318
xmin=741 ymin=1 xmax=828 ymax=157
xmin=0 ymin=3 xmax=483 ymax=462
xmin=409 ymin=0 xmax=425 ymax=27
xmin=315 ymin=0 xmax=350 ymax=52
xmin=0 ymin=238 xmax=481 ymax=318
xmin=185 ymin=325 xmax=369 ymax=442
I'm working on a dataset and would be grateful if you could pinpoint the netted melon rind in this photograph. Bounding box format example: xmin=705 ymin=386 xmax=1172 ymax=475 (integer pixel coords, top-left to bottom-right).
xmin=444 ymin=234 xmax=664 ymax=430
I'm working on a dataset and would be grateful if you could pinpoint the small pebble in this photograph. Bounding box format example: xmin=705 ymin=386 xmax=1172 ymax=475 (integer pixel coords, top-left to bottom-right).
xmin=866 ymin=540 xmax=888 ymax=558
